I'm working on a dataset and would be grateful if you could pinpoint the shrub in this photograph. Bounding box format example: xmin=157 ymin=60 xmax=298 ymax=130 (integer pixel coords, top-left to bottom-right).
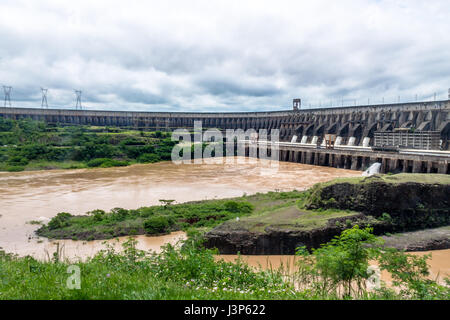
xmin=138 ymin=207 xmax=155 ymax=217
xmin=99 ymin=159 xmax=128 ymax=168
xmin=224 ymin=201 xmax=253 ymax=214
xmin=6 ymin=165 xmax=25 ymax=172
xmin=47 ymin=212 xmax=73 ymax=230
xmin=88 ymin=209 xmax=106 ymax=222
xmin=296 ymin=226 xmax=381 ymax=298
xmin=87 ymin=158 xmax=109 ymax=167
xmin=7 ymin=155 xmax=29 ymax=166
xmin=109 ymin=208 xmax=129 ymax=221
xmin=87 ymin=158 xmax=129 ymax=168
xmin=137 ymin=153 xmax=161 ymax=163
xmin=144 ymin=215 xmax=173 ymax=235
xmin=380 ymin=212 xmax=392 ymax=222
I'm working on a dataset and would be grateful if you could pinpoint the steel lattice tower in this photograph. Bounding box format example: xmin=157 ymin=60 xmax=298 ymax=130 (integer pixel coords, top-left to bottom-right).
xmin=74 ymin=90 xmax=82 ymax=110
xmin=41 ymin=88 xmax=48 ymax=108
xmin=3 ymin=86 xmax=12 ymax=107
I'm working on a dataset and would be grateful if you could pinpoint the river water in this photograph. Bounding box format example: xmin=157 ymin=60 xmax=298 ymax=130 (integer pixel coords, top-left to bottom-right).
xmin=217 ymin=250 xmax=450 ymax=284
xmin=0 ymin=157 xmax=448 ymax=281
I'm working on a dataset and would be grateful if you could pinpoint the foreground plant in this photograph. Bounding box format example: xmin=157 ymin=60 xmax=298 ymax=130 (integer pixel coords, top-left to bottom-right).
xmin=294 ymin=226 xmax=450 ymax=300
xmin=0 ymin=228 xmax=448 ymax=300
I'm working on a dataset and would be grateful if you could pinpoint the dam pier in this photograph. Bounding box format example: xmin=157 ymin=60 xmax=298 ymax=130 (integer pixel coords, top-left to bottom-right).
xmin=1 ymin=99 xmax=449 ymax=174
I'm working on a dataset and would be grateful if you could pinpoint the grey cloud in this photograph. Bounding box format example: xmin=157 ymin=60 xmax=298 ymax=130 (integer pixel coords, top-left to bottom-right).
xmin=0 ymin=0 xmax=449 ymax=112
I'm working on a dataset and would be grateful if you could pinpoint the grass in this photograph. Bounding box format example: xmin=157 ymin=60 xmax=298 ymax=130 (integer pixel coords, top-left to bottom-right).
xmin=25 ymin=160 xmax=88 ymax=170
xmin=381 ymin=173 xmax=450 ymax=184
xmin=220 ymin=203 xmax=359 ymax=233
xmin=1 ymin=229 xmax=449 ymax=300
xmin=0 ymin=239 xmax=304 ymax=300
xmin=317 ymin=173 xmax=450 ymax=187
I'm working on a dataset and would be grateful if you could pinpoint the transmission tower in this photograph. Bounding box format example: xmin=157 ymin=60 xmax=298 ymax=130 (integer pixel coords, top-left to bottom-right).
xmin=3 ymin=86 xmax=12 ymax=107
xmin=41 ymin=88 xmax=48 ymax=108
xmin=74 ymin=90 xmax=82 ymax=110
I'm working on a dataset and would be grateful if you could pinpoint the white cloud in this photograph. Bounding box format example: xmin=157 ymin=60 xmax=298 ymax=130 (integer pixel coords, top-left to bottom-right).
xmin=0 ymin=0 xmax=449 ymax=111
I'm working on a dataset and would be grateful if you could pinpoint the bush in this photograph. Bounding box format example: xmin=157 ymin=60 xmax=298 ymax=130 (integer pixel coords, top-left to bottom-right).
xmin=78 ymin=142 xmax=115 ymax=160
xmin=380 ymin=212 xmax=392 ymax=222
xmin=7 ymin=155 xmax=29 ymax=166
xmin=109 ymin=208 xmax=129 ymax=221
xmin=296 ymin=226 xmax=381 ymax=298
xmin=144 ymin=215 xmax=173 ymax=235
xmin=6 ymin=166 xmax=25 ymax=172
xmin=224 ymin=201 xmax=253 ymax=214
xmin=87 ymin=158 xmax=129 ymax=168
xmin=47 ymin=212 xmax=73 ymax=230
xmin=86 ymin=158 xmax=109 ymax=167
xmin=138 ymin=207 xmax=155 ymax=217
xmin=88 ymin=209 xmax=106 ymax=222
xmin=137 ymin=153 xmax=161 ymax=163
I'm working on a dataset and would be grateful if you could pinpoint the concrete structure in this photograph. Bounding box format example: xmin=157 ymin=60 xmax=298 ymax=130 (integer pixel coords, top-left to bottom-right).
xmin=1 ymin=99 xmax=449 ymax=174
xmin=242 ymin=140 xmax=449 ymax=174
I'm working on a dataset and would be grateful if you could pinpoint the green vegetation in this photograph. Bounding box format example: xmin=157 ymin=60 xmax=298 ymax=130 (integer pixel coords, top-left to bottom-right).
xmin=221 ymin=201 xmax=359 ymax=233
xmin=144 ymin=216 xmax=174 ymax=235
xmin=203 ymin=190 xmax=374 ymax=234
xmin=38 ymin=188 xmax=368 ymax=241
xmin=311 ymin=173 xmax=450 ymax=186
xmin=294 ymin=226 xmax=449 ymax=299
xmin=0 ymin=117 xmax=179 ymax=172
xmin=1 ymin=227 xmax=448 ymax=300
xmin=37 ymin=198 xmax=255 ymax=240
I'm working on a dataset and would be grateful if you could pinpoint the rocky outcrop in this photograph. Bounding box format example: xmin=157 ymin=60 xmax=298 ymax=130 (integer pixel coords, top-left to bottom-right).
xmin=305 ymin=177 xmax=450 ymax=231
xmin=381 ymin=227 xmax=450 ymax=251
xmin=205 ymin=214 xmax=391 ymax=255
xmin=204 ymin=176 xmax=450 ymax=254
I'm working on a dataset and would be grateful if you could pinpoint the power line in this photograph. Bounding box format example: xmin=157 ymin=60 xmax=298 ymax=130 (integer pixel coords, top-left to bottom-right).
xmin=3 ymin=86 xmax=12 ymax=107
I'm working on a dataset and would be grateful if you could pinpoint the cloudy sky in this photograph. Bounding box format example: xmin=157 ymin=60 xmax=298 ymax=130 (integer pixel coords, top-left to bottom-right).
xmin=0 ymin=0 xmax=449 ymax=112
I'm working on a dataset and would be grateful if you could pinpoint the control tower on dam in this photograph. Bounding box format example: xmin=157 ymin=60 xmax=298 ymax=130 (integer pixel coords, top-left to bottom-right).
xmin=1 ymin=99 xmax=449 ymax=174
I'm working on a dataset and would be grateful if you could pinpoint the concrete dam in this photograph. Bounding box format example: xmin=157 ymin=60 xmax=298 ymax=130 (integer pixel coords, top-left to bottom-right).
xmin=1 ymin=99 xmax=449 ymax=174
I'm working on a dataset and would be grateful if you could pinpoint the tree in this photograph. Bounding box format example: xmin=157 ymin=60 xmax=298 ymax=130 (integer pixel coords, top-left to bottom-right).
xmin=296 ymin=225 xmax=382 ymax=298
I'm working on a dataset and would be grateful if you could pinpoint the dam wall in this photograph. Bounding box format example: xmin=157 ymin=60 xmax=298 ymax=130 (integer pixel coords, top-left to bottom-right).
xmin=1 ymin=100 xmax=449 ymax=149
xmin=1 ymin=100 xmax=449 ymax=174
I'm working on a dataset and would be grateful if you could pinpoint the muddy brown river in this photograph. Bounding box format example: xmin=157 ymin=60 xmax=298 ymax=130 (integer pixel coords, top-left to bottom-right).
xmin=0 ymin=157 xmax=448 ymax=282
xmin=217 ymin=250 xmax=450 ymax=284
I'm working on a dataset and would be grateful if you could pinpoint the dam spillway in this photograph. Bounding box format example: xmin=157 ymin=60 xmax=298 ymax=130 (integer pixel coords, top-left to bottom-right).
xmin=1 ymin=99 xmax=449 ymax=174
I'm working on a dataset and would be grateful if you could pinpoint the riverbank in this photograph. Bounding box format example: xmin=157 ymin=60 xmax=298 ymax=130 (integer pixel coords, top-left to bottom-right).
xmin=204 ymin=173 xmax=450 ymax=254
